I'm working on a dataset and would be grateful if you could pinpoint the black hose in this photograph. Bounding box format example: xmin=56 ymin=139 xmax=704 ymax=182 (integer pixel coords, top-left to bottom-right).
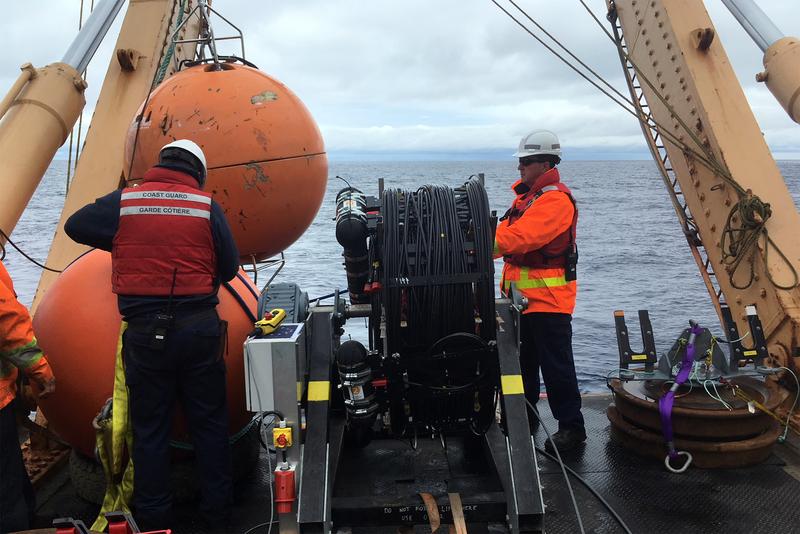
xmin=222 ymin=280 xmax=257 ymax=323
xmin=0 ymin=227 xmax=62 ymax=273
xmin=527 ymin=399 xmax=633 ymax=534
xmin=379 ymin=180 xmax=497 ymax=432
xmin=535 ymin=445 xmax=634 ymax=534
xmin=236 ymin=271 xmax=259 ymax=300
xmin=309 ymin=291 xmax=338 ymax=302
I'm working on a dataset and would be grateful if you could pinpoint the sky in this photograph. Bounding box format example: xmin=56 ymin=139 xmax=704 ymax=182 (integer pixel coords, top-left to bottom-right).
xmin=1 ymin=0 xmax=798 ymax=160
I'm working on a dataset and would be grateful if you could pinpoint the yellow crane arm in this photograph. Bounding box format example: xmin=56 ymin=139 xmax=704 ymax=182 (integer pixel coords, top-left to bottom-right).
xmin=612 ymin=0 xmax=800 ymax=370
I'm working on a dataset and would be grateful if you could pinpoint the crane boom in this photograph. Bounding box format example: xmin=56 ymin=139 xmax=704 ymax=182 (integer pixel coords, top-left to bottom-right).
xmin=610 ymin=0 xmax=800 ymax=370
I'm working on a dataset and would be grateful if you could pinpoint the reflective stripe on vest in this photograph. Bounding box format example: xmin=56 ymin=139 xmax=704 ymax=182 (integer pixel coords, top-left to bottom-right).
xmin=120 ymin=190 xmax=211 ymax=219
xmin=502 ymin=267 xmax=569 ymax=291
xmin=120 ymin=206 xmax=210 ymax=219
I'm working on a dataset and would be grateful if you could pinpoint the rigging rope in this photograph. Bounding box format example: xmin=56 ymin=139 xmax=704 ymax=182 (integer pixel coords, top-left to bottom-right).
xmin=66 ymin=0 xmax=94 ymax=193
xmin=492 ymin=0 xmax=730 ymax=184
xmin=581 ymin=0 xmax=737 ymax=186
xmin=720 ymin=194 xmax=798 ymax=290
xmin=156 ymin=0 xmax=190 ymax=85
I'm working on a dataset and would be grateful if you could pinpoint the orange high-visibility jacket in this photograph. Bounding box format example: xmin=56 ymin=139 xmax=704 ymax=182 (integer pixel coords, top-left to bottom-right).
xmin=0 ymin=261 xmax=54 ymax=410
xmin=494 ymin=168 xmax=577 ymax=315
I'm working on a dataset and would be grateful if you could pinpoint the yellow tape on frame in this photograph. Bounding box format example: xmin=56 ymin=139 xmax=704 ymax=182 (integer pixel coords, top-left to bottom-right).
xmin=308 ymin=381 xmax=330 ymax=401
xmin=501 ymin=375 xmax=525 ymax=395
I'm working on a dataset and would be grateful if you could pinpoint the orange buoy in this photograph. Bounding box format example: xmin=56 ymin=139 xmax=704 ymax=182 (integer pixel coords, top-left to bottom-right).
xmin=124 ymin=62 xmax=328 ymax=260
xmin=33 ymin=250 xmax=258 ymax=457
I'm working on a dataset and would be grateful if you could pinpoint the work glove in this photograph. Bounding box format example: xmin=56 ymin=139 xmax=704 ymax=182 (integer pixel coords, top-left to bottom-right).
xmin=27 ymin=356 xmax=56 ymax=399
xmin=34 ymin=375 xmax=56 ymax=398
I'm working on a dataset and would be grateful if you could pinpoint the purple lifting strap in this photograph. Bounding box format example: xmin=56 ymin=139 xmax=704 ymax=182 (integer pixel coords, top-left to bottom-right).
xmin=659 ymin=323 xmax=702 ymax=458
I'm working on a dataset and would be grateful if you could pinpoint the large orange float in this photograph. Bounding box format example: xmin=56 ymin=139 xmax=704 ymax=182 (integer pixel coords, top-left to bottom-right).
xmin=124 ymin=62 xmax=328 ymax=260
xmin=34 ymin=250 xmax=259 ymax=457
xmin=34 ymin=62 xmax=327 ymax=459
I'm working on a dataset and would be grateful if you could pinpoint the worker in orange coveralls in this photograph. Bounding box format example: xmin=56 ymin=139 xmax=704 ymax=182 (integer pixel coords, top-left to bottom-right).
xmin=494 ymin=129 xmax=585 ymax=453
xmin=0 ymin=259 xmax=56 ymax=532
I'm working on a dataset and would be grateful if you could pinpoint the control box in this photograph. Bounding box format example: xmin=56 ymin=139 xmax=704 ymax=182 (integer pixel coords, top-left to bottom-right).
xmin=243 ymin=323 xmax=306 ymax=412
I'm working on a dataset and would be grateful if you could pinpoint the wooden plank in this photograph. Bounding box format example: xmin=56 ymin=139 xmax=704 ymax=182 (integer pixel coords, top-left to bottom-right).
xmin=448 ymin=492 xmax=467 ymax=534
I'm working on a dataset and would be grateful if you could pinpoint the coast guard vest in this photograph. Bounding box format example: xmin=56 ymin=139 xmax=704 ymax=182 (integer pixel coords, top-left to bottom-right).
xmin=112 ymin=167 xmax=216 ymax=296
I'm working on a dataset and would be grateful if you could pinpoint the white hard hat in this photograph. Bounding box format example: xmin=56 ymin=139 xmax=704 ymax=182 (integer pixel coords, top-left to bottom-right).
xmin=513 ymin=130 xmax=562 ymax=159
xmin=159 ymin=139 xmax=207 ymax=184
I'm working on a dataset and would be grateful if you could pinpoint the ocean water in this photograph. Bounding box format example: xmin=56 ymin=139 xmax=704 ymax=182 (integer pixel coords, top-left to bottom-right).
xmin=5 ymin=159 xmax=800 ymax=392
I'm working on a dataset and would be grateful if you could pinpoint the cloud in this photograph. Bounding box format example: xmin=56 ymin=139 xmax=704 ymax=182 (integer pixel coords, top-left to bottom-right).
xmin=2 ymin=0 xmax=798 ymax=158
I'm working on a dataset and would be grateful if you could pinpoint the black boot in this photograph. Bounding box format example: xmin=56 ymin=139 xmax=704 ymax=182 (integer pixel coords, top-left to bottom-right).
xmin=544 ymin=427 xmax=586 ymax=453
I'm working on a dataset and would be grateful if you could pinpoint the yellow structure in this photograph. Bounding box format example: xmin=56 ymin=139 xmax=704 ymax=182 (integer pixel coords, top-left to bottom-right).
xmin=0 ymin=62 xmax=85 ymax=245
xmin=760 ymin=36 xmax=800 ymax=123
xmin=612 ymin=0 xmax=800 ymax=370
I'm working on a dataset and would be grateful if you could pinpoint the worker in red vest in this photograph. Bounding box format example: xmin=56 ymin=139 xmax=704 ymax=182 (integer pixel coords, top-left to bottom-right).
xmin=65 ymin=140 xmax=239 ymax=530
xmin=494 ymin=130 xmax=585 ymax=452
xmin=0 ymin=259 xmax=56 ymax=532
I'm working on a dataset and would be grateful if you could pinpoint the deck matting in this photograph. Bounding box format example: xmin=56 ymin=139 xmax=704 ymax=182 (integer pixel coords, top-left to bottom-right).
xmin=30 ymin=395 xmax=800 ymax=533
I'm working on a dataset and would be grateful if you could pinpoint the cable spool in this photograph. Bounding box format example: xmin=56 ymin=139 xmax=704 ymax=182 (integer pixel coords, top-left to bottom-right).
xmin=376 ymin=179 xmax=497 ymax=432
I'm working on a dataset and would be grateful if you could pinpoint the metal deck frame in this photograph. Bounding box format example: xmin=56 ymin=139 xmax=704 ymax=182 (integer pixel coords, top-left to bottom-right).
xmin=295 ymin=300 xmax=544 ymax=533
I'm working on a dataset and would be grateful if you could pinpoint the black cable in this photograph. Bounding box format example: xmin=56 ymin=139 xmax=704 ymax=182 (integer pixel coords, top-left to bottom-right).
xmin=255 ymin=411 xmax=283 ymax=455
xmin=534 ymin=444 xmax=634 ymax=534
xmin=380 ymin=182 xmax=496 ymax=432
xmin=309 ymin=291 xmax=338 ymax=302
xmin=222 ymin=280 xmax=257 ymax=323
xmin=236 ymin=271 xmax=259 ymax=300
xmin=258 ymin=410 xmax=285 ymax=421
xmin=0 ymin=227 xmax=62 ymax=273
xmin=241 ymin=411 xmax=285 ymax=534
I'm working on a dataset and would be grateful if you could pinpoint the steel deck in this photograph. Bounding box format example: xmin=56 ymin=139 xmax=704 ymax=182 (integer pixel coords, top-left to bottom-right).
xmin=26 ymin=394 xmax=800 ymax=533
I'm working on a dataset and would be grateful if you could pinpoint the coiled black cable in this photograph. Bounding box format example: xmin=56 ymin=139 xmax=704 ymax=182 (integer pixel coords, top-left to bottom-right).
xmin=379 ymin=180 xmax=496 ymax=432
